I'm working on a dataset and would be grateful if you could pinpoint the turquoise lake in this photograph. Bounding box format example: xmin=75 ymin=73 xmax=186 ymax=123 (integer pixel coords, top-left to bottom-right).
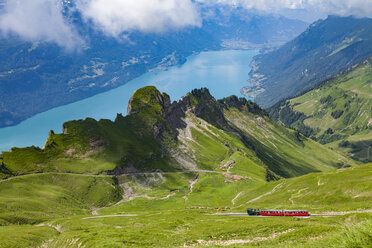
xmin=0 ymin=49 xmax=258 ymax=151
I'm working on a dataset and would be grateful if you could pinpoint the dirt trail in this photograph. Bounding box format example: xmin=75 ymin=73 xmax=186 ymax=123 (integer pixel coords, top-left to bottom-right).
xmin=116 ymin=182 xmax=178 ymax=205
xmin=317 ymin=177 xmax=324 ymax=186
xmin=231 ymin=192 xmax=242 ymax=205
xmin=248 ymin=182 xmax=284 ymax=203
xmin=289 ymin=188 xmax=308 ymax=205
xmin=0 ymin=170 xmax=220 ymax=184
xmin=36 ymin=223 xmax=63 ymax=233
xmin=83 ymin=214 xmax=137 ymax=220
xmin=0 ymin=172 xmax=110 ymax=183
xmin=184 ymin=177 xmax=199 ymax=201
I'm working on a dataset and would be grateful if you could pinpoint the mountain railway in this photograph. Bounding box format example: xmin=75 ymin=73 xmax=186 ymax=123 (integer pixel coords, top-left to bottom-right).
xmin=247 ymin=208 xmax=310 ymax=216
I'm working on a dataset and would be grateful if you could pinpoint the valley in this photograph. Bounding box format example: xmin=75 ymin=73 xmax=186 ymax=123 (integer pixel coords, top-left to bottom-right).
xmin=0 ymin=3 xmax=307 ymax=128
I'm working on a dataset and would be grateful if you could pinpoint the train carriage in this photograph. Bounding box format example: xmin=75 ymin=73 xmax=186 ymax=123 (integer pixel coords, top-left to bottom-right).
xmin=283 ymin=210 xmax=309 ymax=216
xmin=247 ymin=208 xmax=309 ymax=216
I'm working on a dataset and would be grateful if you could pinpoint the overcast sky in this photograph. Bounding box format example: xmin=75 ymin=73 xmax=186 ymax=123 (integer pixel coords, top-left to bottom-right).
xmin=0 ymin=0 xmax=371 ymax=50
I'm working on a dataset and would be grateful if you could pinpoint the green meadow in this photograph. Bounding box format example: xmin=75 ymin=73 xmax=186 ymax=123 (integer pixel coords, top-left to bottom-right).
xmin=0 ymin=162 xmax=370 ymax=248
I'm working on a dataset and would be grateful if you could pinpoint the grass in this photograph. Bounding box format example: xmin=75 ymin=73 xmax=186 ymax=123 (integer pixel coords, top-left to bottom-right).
xmin=0 ymin=163 xmax=370 ymax=247
xmin=270 ymin=61 xmax=372 ymax=162
xmin=0 ymin=86 xmax=370 ymax=247
xmin=0 ymin=174 xmax=121 ymax=225
xmin=327 ymin=217 xmax=372 ymax=248
xmin=224 ymin=108 xmax=351 ymax=177
xmin=235 ymin=163 xmax=372 ymax=212
xmin=0 ymin=225 xmax=58 ymax=248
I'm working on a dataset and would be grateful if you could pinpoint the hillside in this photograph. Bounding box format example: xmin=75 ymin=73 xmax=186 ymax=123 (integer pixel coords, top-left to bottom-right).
xmin=0 ymin=2 xmax=307 ymax=128
xmin=242 ymin=16 xmax=372 ymax=108
xmin=0 ymin=86 xmax=370 ymax=247
xmin=0 ymin=86 xmax=350 ymax=181
xmin=0 ymin=157 xmax=370 ymax=247
xmin=269 ymin=58 xmax=372 ymax=162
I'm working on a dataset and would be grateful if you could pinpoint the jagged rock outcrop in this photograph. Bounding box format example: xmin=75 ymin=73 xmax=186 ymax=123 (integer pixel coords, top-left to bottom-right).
xmin=0 ymin=85 xmax=347 ymax=178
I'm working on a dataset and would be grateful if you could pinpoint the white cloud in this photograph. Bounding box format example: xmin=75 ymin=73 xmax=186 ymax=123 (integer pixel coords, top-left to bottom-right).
xmin=0 ymin=0 xmax=371 ymax=49
xmin=0 ymin=0 xmax=83 ymax=51
xmin=76 ymin=0 xmax=202 ymax=36
xmin=196 ymin=0 xmax=372 ymax=19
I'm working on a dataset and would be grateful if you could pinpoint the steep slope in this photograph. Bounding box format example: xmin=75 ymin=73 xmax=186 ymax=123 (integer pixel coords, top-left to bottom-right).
xmin=269 ymin=59 xmax=372 ymax=162
xmin=0 ymin=86 xmax=350 ymax=182
xmin=242 ymin=16 xmax=372 ymax=108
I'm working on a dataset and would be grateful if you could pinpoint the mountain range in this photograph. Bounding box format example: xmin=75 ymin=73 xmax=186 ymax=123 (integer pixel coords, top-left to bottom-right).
xmin=242 ymin=15 xmax=372 ymax=108
xmin=269 ymin=56 xmax=372 ymax=163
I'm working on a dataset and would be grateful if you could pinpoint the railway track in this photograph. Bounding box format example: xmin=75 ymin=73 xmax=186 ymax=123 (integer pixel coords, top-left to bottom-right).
xmin=211 ymin=210 xmax=372 ymax=217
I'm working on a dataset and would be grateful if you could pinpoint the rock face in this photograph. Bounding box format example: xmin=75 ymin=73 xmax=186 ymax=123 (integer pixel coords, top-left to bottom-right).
xmin=126 ymin=86 xmax=231 ymax=138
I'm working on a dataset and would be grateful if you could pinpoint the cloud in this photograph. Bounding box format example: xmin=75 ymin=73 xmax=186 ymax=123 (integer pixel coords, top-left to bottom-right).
xmin=0 ymin=0 xmax=83 ymax=50
xmin=1 ymin=0 xmax=371 ymax=50
xmin=76 ymin=0 xmax=202 ymax=36
xmin=196 ymin=0 xmax=372 ymax=19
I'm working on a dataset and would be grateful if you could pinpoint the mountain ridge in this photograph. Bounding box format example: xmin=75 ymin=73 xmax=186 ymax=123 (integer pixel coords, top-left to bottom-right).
xmin=0 ymin=86 xmax=351 ymax=181
xmin=242 ymin=15 xmax=372 ymax=108
xmin=268 ymin=57 xmax=372 ymax=162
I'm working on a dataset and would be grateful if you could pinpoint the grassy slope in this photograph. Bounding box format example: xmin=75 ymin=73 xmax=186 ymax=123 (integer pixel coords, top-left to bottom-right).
xmin=0 ymin=174 xmax=121 ymax=225
xmin=0 ymin=86 xmax=366 ymax=247
xmin=270 ymin=60 xmax=372 ymax=162
xmin=235 ymin=163 xmax=372 ymax=212
xmin=1 ymin=164 xmax=369 ymax=247
xmin=224 ymin=107 xmax=352 ymax=177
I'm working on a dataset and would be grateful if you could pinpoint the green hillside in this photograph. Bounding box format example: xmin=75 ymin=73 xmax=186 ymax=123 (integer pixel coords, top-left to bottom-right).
xmin=269 ymin=59 xmax=372 ymax=162
xmin=242 ymin=16 xmax=372 ymax=108
xmin=0 ymin=161 xmax=370 ymax=247
xmin=0 ymin=86 xmax=349 ymax=180
xmin=0 ymin=86 xmax=367 ymax=247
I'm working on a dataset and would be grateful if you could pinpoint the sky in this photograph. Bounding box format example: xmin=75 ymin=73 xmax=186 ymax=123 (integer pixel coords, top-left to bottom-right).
xmin=0 ymin=0 xmax=371 ymax=50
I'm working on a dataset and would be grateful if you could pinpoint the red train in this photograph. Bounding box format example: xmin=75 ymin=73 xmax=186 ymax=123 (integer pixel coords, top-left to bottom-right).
xmin=247 ymin=208 xmax=310 ymax=216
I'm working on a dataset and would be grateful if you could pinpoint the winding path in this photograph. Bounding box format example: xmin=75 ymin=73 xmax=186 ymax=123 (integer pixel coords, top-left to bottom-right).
xmin=248 ymin=182 xmax=284 ymax=203
xmin=231 ymin=192 xmax=242 ymax=205
xmin=83 ymin=214 xmax=137 ymax=220
xmin=0 ymin=170 xmax=220 ymax=183
xmin=184 ymin=177 xmax=200 ymax=201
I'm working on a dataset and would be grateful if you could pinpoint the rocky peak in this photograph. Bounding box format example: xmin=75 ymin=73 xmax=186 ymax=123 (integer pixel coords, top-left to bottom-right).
xmin=127 ymin=86 xmax=171 ymax=116
xmin=218 ymin=95 xmax=248 ymax=109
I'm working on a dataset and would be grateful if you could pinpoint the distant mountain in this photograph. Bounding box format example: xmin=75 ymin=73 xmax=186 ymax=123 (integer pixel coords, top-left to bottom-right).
xmin=0 ymin=5 xmax=307 ymax=128
xmin=269 ymin=58 xmax=372 ymax=162
xmin=242 ymin=16 xmax=372 ymax=108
